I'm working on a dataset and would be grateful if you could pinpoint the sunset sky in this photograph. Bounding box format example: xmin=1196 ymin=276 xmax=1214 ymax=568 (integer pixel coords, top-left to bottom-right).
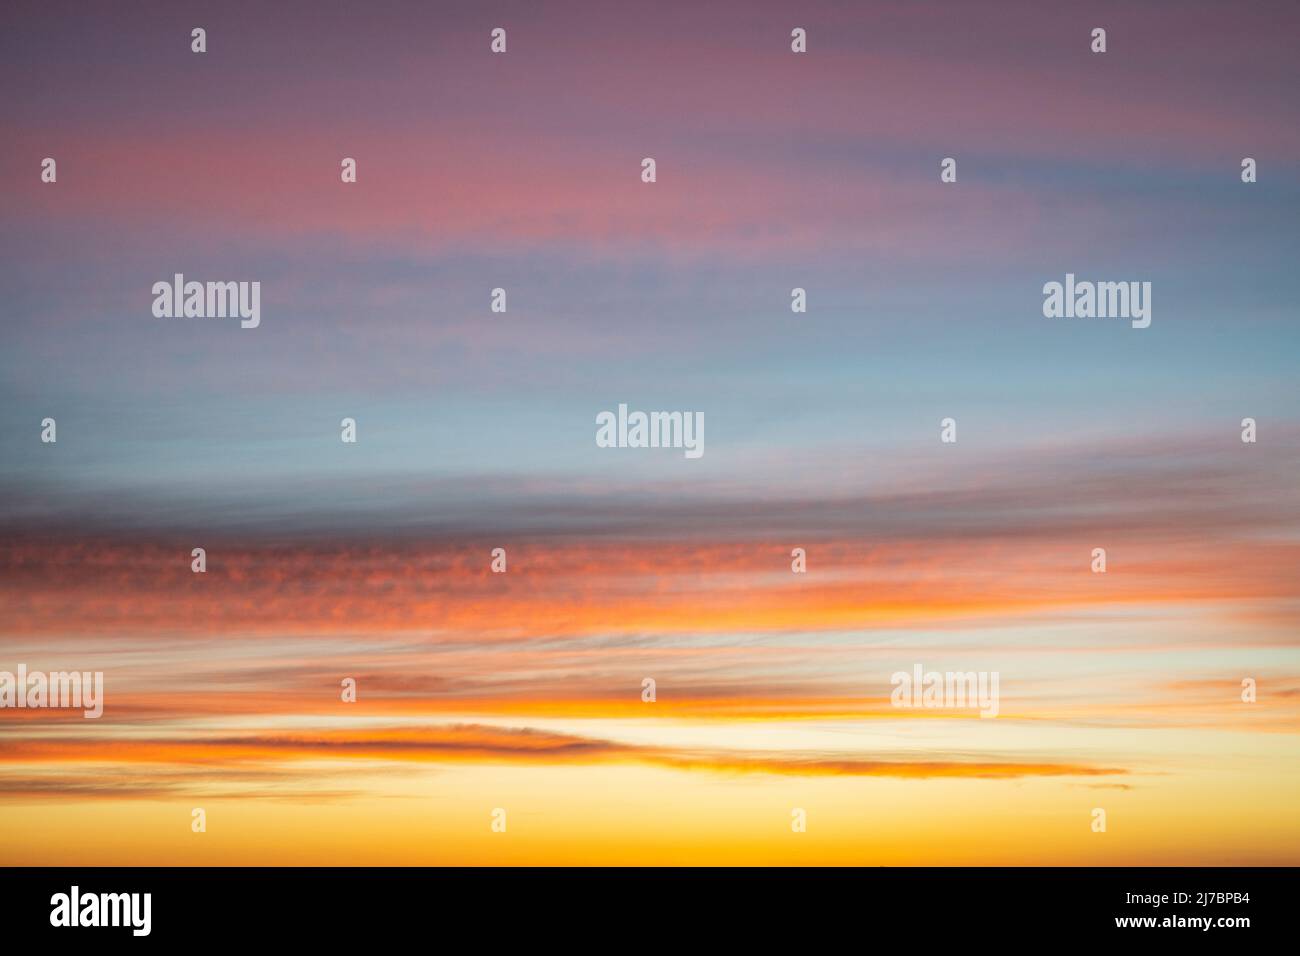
xmin=1 ymin=0 xmax=1298 ymax=865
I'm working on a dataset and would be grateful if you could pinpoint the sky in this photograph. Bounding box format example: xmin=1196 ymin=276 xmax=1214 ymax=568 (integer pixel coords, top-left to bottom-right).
xmin=1 ymin=0 xmax=1298 ymax=865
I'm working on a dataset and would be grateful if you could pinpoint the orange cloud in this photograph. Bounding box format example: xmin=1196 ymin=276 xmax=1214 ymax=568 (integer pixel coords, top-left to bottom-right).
xmin=0 ymin=723 xmax=1127 ymax=800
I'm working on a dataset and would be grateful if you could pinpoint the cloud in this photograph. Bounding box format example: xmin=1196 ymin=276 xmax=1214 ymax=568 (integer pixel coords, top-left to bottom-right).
xmin=0 ymin=722 xmax=1126 ymax=800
